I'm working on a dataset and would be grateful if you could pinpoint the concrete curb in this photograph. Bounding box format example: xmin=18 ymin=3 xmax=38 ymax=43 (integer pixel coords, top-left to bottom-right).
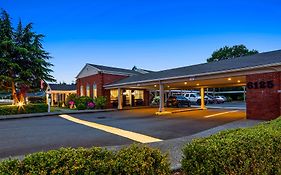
xmin=0 ymin=109 xmax=117 ymax=120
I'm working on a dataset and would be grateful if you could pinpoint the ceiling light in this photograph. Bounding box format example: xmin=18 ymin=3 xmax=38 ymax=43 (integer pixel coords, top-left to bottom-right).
xmin=237 ymin=80 xmax=241 ymax=83
xmin=228 ymin=78 xmax=232 ymax=81
xmin=196 ymin=83 xmax=200 ymax=86
xmin=154 ymin=85 xmax=157 ymax=87
xmin=167 ymin=85 xmax=170 ymax=88
xmin=184 ymin=82 xmax=187 ymax=85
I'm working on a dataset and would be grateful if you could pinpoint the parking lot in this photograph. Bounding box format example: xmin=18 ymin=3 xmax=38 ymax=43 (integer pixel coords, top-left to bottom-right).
xmin=0 ymin=108 xmax=245 ymax=158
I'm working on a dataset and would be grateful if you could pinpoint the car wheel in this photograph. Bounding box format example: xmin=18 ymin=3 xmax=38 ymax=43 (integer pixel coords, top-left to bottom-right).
xmin=177 ymin=103 xmax=182 ymax=108
xmin=196 ymin=99 xmax=201 ymax=105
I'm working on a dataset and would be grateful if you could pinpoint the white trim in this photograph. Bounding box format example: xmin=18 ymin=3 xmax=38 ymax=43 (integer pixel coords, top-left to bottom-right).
xmin=76 ymin=64 xmax=101 ymax=79
xmin=104 ymin=63 xmax=281 ymax=88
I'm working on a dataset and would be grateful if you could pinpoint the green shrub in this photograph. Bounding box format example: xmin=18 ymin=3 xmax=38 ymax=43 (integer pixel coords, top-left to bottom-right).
xmin=75 ymin=96 xmax=93 ymax=110
xmin=113 ymin=144 xmax=170 ymax=175
xmin=0 ymin=103 xmax=48 ymax=115
xmin=182 ymin=117 xmax=281 ymax=175
xmin=94 ymin=96 xmax=107 ymax=109
xmin=28 ymin=96 xmax=45 ymax=103
xmin=0 ymin=144 xmax=170 ymax=175
xmin=66 ymin=93 xmax=77 ymax=108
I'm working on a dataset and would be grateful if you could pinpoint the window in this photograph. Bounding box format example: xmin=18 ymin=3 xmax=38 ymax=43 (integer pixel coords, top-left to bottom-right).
xmin=86 ymin=84 xmax=90 ymax=97
xmin=190 ymin=94 xmax=195 ymax=97
xmin=80 ymin=85 xmax=84 ymax=96
xmin=93 ymin=83 xmax=97 ymax=98
xmin=134 ymin=90 xmax=144 ymax=100
xmin=110 ymin=89 xmax=118 ymax=101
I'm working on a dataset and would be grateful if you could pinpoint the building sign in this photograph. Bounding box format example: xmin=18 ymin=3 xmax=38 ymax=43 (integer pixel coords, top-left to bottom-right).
xmin=247 ymin=80 xmax=274 ymax=89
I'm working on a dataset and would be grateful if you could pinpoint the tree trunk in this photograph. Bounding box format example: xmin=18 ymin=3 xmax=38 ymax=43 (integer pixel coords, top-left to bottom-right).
xmin=11 ymin=81 xmax=19 ymax=104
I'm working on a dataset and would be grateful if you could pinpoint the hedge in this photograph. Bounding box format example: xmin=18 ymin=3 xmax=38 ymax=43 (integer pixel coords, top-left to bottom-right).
xmin=0 ymin=144 xmax=170 ymax=175
xmin=182 ymin=117 xmax=281 ymax=175
xmin=0 ymin=103 xmax=48 ymax=115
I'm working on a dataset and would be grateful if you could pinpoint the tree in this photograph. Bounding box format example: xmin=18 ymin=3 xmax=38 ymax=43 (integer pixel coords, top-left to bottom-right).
xmin=207 ymin=44 xmax=259 ymax=62
xmin=0 ymin=9 xmax=55 ymax=104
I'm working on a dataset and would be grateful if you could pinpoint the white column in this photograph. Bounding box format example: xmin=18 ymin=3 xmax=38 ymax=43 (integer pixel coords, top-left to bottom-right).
xmin=159 ymin=83 xmax=165 ymax=112
xmin=200 ymin=87 xmax=206 ymax=109
xmin=118 ymin=88 xmax=123 ymax=110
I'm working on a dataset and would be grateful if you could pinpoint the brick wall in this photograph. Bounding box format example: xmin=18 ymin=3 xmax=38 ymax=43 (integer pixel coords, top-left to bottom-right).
xmin=76 ymin=73 xmax=128 ymax=108
xmin=246 ymin=72 xmax=281 ymax=120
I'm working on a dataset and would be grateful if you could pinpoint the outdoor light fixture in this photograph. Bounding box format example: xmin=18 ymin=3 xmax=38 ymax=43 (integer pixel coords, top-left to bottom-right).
xmin=154 ymin=85 xmax=157 ymax=87
xmin=237 ymin=80 xmax=241 ymax=83
xmin=167 ymin=85 xmax=170 ymax=88
xmin=196 ymin=83 xmax=200 ymax=86
xmin=228 ymin=78 xmax=232 ymax=81
xmin=184 ymin=82 xmax=187 ymax=85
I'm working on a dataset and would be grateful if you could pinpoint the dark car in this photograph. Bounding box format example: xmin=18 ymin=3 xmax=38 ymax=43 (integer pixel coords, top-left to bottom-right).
xmin=166 ymin=96 xmax=191 ymax=108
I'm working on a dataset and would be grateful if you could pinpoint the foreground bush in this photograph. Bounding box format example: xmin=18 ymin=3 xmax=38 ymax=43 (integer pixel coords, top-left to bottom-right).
xmin=0 ymin=103 xmax=48 ymax=115
xmin=182 ymin=117 xmax=281 ymax=175
xmin=0 ymin=144 xmax=170 ymax=175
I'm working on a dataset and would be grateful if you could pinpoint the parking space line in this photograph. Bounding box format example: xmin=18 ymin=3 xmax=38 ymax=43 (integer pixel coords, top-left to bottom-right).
xmin=204 ymin=110 xmax=239 ymax=118
xmin=59 ymin=114 xmax=162 ymax=143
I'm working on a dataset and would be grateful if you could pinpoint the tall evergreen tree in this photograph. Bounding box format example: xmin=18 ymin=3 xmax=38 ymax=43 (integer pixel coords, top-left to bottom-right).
xmin=0 ymin=9 xmax=55 ymax=104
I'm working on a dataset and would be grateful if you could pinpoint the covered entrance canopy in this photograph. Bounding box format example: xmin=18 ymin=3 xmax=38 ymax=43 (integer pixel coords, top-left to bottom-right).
xmin=104 ymin=50 xmax=281 ymax=119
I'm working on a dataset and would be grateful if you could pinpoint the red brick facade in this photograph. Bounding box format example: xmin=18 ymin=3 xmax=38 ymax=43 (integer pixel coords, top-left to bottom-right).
xmin=76 ymin=73 xmax=128 ymax=107
xmin=76 ymin=73 xmax=150 ymax=108
xmin=246 ymin=72 xmax=281 ymax=120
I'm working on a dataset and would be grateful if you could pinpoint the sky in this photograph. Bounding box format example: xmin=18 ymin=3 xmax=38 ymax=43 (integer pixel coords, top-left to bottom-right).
xmin=1 ymin=0 xmax=281 ymax=83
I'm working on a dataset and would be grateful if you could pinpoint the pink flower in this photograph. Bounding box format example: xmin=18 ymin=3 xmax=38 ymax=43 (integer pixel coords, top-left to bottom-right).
xmin=87 ymin=102 xmax=95 ymax=109
xmin=69 ymin=101 xmax=75 ymax=105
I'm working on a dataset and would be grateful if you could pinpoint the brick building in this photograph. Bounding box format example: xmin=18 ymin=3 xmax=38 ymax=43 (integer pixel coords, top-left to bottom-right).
xmin=76 ymin=64 xmax=151 ymax=108
xmin=77 ymin=50 xmax=281 ymax=120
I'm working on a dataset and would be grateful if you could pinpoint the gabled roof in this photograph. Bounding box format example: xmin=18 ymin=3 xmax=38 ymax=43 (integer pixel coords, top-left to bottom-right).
xmin=49 ymin=84 xmax=76 ymax=91
xmin=105 ymin=49 xmax=281 ymax=87
xmin=88 ymin=64 xmax=142 ymax=75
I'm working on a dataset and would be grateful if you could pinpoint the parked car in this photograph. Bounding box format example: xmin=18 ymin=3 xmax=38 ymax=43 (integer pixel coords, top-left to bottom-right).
xmin=166 ymin=96 xmax=191 ymax=108
xmin=184 ymin=93 xmax=208 ymax=105
xmin=205 ymin=95 xmax=216 ymax=104
xmin=214 ymin=96 xmax=225 ymax=103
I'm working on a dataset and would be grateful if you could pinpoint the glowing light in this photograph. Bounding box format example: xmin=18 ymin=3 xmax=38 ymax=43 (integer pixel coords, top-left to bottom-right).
xmin=196 ymin=83 xmax=200 ymax=86
xmin=154 ymin=85 xmax=157 ymax=87
xmin=237 ymin=80 xmax=241 ymax=83
xmin=184 ymin=82 xmax=187 ymax=85
xmin=167 ymin=85 xmax=170 ymax=88
xmin=17 ymin=101 xmax=24 ymax=107
xmin=228 ymin=78 xmax=232 ymax=81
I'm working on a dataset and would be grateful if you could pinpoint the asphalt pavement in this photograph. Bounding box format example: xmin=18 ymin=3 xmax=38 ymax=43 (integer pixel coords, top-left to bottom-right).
xmin=0 ymin=108 xmax=245 ymax=159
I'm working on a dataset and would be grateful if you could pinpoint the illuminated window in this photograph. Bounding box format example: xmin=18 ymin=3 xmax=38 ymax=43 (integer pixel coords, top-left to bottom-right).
xmin=93 ymin=83 xmax=97 ymax=98
xmin=110 ymin=89 xmax=118 ymax=101
xmin=86 ymin=84 xmax=90 ymax=97
xmin=134 ymin=90 xmax=144 ymax=100
xmin=80 ymin=85 xmax=84 ymax=96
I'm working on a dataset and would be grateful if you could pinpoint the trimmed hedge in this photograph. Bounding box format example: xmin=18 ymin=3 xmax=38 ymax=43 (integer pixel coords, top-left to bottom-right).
xmin=0 ymin=103 xmax=48 ymax=115
xmin=0 ymin=144 xmax=170 ymax=175
xmin=182 ymin=117 xmax=281 ymax=175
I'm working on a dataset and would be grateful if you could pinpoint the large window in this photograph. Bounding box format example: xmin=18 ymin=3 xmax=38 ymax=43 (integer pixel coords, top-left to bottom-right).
xmin=93 ymin=83 xmax=97 ymax=98
xmin=134 ymin=90 xmax=144 ymax=100
xmin=110 ymin=89 xmax=118 ymax=101
xmin=80 ymin=85 xmax=84 ymax=96
xmin=86 ymin=84 xmax=90 ymax=97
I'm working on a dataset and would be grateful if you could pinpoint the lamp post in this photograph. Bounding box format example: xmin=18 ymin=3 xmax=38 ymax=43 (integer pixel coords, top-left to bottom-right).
xmin=46 ymin=85 xmax=51 ymax=113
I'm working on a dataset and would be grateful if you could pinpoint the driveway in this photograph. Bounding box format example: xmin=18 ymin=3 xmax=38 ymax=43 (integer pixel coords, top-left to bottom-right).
xmin=0 ymin=108 xmax=245 ymax=158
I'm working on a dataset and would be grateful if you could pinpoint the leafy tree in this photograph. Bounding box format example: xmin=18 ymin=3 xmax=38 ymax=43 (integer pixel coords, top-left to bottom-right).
xmin=207 ymin=44 xmax=258 ymax=62
xmin=0 ymin=9 xmax=55 ymax=104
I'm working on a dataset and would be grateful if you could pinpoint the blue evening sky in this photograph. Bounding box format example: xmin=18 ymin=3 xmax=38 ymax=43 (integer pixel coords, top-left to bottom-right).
xmin=2 ymin=0 xmax=281 ymax=83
